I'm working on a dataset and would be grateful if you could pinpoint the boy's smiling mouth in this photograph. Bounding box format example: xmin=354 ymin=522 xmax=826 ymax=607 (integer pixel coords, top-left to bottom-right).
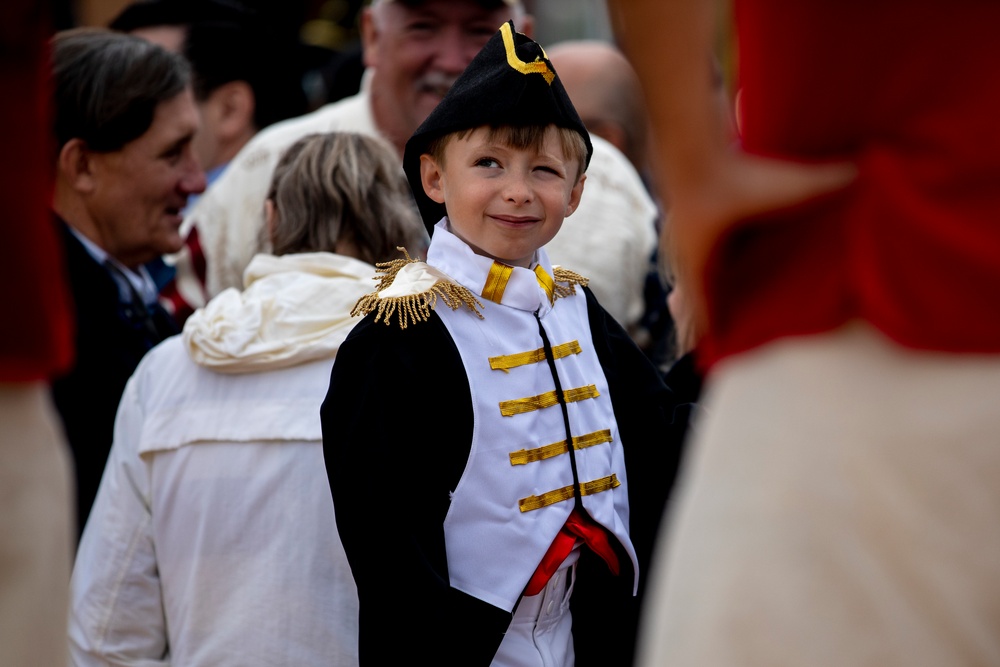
xmin=490 ymin=214 xmax=540 ymax=225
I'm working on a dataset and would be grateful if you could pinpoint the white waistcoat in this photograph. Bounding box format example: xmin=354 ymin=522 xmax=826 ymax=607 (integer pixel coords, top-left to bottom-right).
xmin=421 ymin=223 xmax=638 ymax=612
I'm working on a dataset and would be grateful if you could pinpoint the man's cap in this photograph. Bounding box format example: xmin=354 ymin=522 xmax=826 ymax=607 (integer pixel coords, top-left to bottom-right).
xmin=403 ymin=20 xmax=593 ymax=233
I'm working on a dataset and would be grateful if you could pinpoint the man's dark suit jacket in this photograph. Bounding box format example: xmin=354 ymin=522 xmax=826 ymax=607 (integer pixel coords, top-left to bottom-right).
xmin=51 ymin=218 xmax=178 ymax=538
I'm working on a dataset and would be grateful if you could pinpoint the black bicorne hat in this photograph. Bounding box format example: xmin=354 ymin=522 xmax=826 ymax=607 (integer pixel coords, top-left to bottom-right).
xmin=403 ymin=21 xmax=593 ymax=233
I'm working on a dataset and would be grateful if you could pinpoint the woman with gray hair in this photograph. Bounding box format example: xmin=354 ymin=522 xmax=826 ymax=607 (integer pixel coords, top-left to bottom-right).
xmin=69 ymin=131 xmax=424 ymax=667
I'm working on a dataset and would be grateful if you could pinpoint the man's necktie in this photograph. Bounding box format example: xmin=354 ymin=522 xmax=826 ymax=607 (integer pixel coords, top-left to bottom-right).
xmin=103 ymin=260 xmax=174 ymax=343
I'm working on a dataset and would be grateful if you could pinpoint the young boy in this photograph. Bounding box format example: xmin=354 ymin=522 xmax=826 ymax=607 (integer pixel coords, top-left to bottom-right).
xmin=322 ymin=22 xmax=680 ymax=667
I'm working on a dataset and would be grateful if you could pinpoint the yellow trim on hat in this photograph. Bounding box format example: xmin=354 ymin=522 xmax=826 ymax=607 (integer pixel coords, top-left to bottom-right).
xmin=509 ymin=429 xmax=613 ymax=466
xmin=482 ymin=261 xmax=513 ymax=303
xmin=500 ymin=22 xmax=555 ymax=85
xmin=518 ymin=473 xmax=620 ymax=512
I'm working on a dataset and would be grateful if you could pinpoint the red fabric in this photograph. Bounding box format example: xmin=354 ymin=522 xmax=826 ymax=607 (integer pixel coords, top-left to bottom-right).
xmin=701 ymin=0 xmax=1000 ymax=368
xmin=524 ymin=508 xmax=620 ymax=597
xmin=158 ymin=226 xmax=207 ymax=327
xmin=0 ymin=4 xmax=75 ymax=382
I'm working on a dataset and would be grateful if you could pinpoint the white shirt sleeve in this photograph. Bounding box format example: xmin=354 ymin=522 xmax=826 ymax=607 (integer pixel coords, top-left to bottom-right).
xmin=68 ymin=372 xmax=170 ymax=667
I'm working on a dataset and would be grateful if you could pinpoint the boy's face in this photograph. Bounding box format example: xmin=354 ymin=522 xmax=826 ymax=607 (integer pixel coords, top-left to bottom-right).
xmin=419 ymin=125 xmax=585 ymax=268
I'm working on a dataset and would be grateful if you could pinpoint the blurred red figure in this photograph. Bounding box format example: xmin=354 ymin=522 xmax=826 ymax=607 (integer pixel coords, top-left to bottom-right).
xmin=612 ymin=1 xmax=1000 ymax=665
xmin=0 ymin=3 xmax=75 ymax=666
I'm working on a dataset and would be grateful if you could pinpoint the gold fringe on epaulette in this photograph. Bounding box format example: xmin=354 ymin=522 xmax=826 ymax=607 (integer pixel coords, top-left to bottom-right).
xmin=552 ymin=267 xmax=589 ymax=300
xmin=351 ymin=247 xmax=484 ymax=329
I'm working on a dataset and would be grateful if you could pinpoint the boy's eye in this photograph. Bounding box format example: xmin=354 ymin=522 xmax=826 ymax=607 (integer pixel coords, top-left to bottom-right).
xmin=535 ymin=165 xmax=562 ymax=177
xmin=475 ymin=157 xmax=500 ymax=168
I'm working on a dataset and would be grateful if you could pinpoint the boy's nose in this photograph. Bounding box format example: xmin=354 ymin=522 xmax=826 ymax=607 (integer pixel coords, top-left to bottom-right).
xmin=503 ymin=175 xmax=533 ymax=204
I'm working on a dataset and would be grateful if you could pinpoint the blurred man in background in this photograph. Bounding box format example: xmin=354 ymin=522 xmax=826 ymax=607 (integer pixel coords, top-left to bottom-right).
xmin=110 ymin=0 xmax=313 ymax=321
xmin=50 ymin=28 xmax=205 ymax=537
xmin=546 ymin=39 xmax=664 ymax=360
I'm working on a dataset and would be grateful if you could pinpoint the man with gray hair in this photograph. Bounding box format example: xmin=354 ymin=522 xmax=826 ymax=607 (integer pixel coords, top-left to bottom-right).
xmin=180 ymin=0 xmax=529 ymax=307
xmin=49 ymin=28 xmax=206 ymax=537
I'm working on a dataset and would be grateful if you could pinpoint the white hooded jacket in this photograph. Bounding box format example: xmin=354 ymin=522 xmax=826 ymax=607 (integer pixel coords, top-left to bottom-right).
xmin=69 ymin=252 xmax=372 ymax=667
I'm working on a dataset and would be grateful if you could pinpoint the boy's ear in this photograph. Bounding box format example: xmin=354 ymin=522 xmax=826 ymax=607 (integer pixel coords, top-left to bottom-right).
xmin=565 ymin=173 xmax=586 ymax=217
xmin=58 ymin=138 xmax=98 ymax=194
xmin=419 ymin=154 xmax=446 ymax=204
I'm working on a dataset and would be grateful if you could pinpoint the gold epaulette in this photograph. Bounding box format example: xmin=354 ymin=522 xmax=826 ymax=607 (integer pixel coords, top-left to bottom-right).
xmin=351 ymin=248 xmax=484 ymax=330
xmin=552 ymin=267 xmax=589 ymax=300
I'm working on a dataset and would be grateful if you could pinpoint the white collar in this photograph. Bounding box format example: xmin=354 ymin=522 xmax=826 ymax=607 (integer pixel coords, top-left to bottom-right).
xmin=68 ymin=225 xmax=159 ymax=305
xmin=426 ymin=218 xmax=557 ymax=316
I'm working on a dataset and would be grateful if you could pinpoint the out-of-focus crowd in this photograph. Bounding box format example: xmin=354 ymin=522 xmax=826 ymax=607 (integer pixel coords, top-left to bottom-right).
xmin=3 ymin=0 xmax=999 ymax=665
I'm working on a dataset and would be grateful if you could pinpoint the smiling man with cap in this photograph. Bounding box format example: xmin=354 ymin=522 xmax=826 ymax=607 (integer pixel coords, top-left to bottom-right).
xmin=176 ymin=0 xmax=529 ymax=308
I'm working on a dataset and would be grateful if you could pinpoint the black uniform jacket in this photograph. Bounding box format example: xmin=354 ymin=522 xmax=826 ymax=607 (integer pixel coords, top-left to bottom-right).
xmin=322 ymin=286 xmax=682 ymax=666
xmin=51 ymin=218 xmax=178 ymax=537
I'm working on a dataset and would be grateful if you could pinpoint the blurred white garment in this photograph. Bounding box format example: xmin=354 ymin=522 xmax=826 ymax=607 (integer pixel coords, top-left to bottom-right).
xmin=178 ymin=75 xmax=384 ymax=302
xmin=69 ymin=251 xmax=369 ymax=667
xmin=544 ymin=135 xmax=657 ymax=331
xmin=638 ymin=323 xmax=1000 ymax=667
xmin=0 ymin=383 xmax=72 ymax=667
